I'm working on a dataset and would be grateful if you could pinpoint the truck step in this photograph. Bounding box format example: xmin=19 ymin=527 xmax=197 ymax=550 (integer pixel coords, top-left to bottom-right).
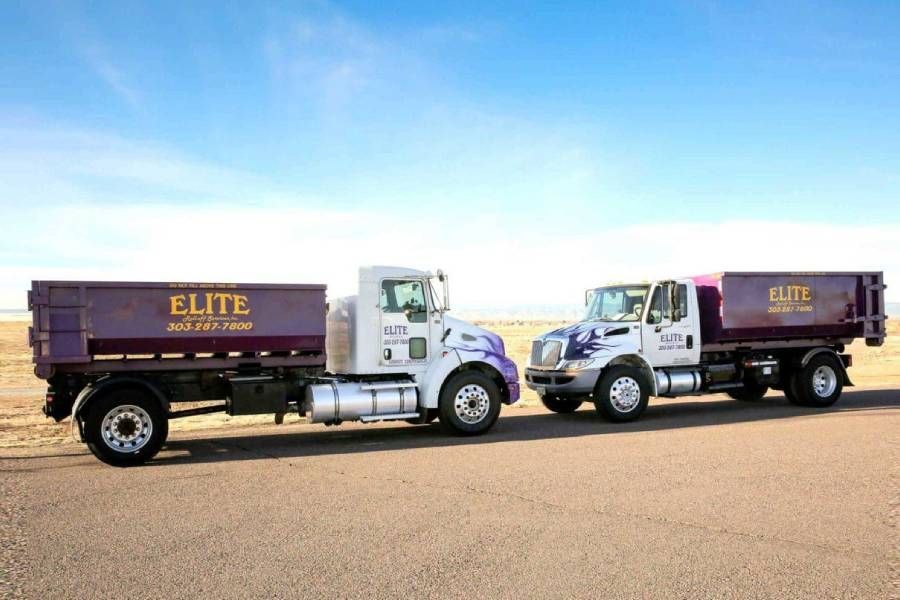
xmin=359 ymin=382 xmax=417 ymax=391
xmin=707 ymin=382 xmax=744 ymax=391
xmin=359 ymin=412 xmax=421 ymax=423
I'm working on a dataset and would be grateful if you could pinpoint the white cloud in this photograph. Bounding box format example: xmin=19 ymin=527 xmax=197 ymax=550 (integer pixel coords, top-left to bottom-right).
xmin=264 ymin=11 xmax=408 ymax=112
xmin=0 ymin=122 xmax=276 ymax=206
xmin=1 ymin=202 xmax=897 ymax=310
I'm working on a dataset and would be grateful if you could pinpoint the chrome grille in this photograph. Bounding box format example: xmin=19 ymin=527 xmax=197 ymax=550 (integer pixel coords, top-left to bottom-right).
xmin=530 ymin=340 xmax=542 ymax=366
xmin=531 ymin=340 xmax=562 ymax=367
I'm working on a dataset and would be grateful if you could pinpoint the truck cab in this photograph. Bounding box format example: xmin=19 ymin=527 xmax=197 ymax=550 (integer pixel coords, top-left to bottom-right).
xmin=525 ymin=280 xmax=700 ymax=414
xmin=310 ymin=266 xmax=520 ymax=432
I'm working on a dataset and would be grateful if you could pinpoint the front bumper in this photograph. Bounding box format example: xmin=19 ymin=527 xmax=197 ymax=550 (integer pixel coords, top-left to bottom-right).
xmin=505 ymin=382 xmax=521 ymax=404
xmin=524 ymin=367 xmax=598 ymax=395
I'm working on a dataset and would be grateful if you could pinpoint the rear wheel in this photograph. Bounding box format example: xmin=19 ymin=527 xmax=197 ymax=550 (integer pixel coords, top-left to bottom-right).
xmin=593 ymin=366 xmax=649 ymax=422
xmin=439 ymin=371 xmax=502 ymax=436
xmin=83 ymin=387 xmax=168 ymax=467
xmin=540 ymin=395 xmax=583 ymax=414
xmin=727 ymin=383 xmax=769 ymax=402
xmin=783 ymin=374 xmax=806 ymax=406
xmin=792 ymin=354 xmax=843 ymax=408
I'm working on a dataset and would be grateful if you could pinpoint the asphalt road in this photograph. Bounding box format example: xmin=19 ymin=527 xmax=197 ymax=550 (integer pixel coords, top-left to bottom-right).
xmin=2 ymin=388 xmax=898 ymax=599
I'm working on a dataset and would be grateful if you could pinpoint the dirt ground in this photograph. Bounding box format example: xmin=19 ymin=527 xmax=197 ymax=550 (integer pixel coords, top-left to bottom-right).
xmin=1 ymin=318 xmax=897 ymax=449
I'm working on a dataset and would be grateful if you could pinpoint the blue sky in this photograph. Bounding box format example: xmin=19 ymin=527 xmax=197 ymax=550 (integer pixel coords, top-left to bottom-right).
xmin=1 ymin=1 xmax=898 ymax=307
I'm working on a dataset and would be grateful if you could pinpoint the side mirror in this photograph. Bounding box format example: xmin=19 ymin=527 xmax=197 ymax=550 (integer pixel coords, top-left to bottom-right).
xmin=439 ymin=272 xmax=450 ymax=311
xmin=585 ymin=289 xmax=594 ymax=307
xmin=668 ymin=284 xmax=680 ymax=322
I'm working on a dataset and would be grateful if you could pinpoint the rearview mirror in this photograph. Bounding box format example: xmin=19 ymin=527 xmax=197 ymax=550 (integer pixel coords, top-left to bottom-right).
xmin=669 ymin=285 xmax=680 ymax=322
xmin=437 ymin=270 xmax=450 ymax=311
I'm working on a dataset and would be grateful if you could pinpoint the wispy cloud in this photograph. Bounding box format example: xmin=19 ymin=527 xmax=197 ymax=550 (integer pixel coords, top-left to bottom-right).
xmin=0 ymin=119 xmax=276 ymax=206
xmin=51 ymin=4 xmax=142 ymax=109
xmin=258 ymin=6 xmax=606 ymax=210
xmin=78 ymin=41 xmax=140 ymax=108
xmin=264 ymin=10 xmax=427 ymax=112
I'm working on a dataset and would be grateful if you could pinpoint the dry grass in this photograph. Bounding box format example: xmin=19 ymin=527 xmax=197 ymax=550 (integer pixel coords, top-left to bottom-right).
xmin=1 ymin=319 xmax=897 ymax=449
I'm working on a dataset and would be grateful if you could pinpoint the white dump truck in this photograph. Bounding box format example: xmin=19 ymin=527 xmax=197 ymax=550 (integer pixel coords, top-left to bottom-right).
xmin=525 ymin=272 xmax=886 ymax=421
xmin=30 ymin=266 xmax=520 ymax=466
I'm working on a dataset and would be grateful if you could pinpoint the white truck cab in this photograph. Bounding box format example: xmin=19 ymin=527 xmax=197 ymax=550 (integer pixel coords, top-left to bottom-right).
xmin=525 ymin=279 xmax=705 ymax=421
xmin=309 ymin=266 xmax=520 ymax=434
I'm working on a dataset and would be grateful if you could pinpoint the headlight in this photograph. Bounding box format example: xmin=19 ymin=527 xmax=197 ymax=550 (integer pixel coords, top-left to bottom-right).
xmin=562 ymin=359 xmax=596 ymax=370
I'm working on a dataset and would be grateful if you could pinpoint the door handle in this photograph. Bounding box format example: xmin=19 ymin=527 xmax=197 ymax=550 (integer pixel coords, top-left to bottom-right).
xmin=686 ymin=335 xmax=693 ymax=349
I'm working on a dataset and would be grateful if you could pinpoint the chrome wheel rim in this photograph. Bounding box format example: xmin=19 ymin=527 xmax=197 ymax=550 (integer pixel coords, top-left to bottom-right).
xmin=101 ymin=405 xmax=153 ymax=452
xmin=455 ymin=384 xmax=491 ymax=424
xmin=812 ymin=365 xmax=837 ymax=398
xmin=609 ymin=376 xmax=641 ymax=412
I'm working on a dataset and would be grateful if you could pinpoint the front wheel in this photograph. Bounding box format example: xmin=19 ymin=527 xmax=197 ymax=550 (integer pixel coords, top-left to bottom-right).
xmin=83 ymin=387 xmax=168 ymax=467
xmin=439 ymin=371 xmax=502 ymax=436
xmin=540 ymin=395 xmax=583 ymax=414
xmin=593 ymin=366 xmax=649 ymax=422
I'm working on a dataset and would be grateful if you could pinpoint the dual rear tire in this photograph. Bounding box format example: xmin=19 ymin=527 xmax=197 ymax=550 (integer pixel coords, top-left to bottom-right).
xmin=784 ymin=354 xmax=843 ymax=407
xmin=727 ymin=383 xmax=769 ymax=402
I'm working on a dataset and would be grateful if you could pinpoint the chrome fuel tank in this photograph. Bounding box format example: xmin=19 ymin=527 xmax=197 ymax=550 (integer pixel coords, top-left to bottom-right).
xmin=655 ymin=370 xmax=703 ymax=395
xmin=305 ymin=381 xmax=418 ymax=423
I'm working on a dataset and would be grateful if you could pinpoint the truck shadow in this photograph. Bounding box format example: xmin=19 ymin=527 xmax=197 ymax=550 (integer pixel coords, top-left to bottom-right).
xmin=155 ymin=388 xmax=900 ymax=466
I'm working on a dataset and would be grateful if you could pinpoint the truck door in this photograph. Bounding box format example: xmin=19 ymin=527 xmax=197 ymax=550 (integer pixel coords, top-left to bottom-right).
xmin=641 ymin=281 xmax=699 ymax=367
xmin=379 ymin=278 xmax=431 ymax=368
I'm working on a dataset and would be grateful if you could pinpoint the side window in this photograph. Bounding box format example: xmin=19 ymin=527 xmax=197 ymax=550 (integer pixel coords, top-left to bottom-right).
xmin=675 ymin=284 xmax=689 ymax=320
xmin=409 ymin=337 xmax=427 ymax=359
xmin=380 ymin=280 xmax=428 ymax=323
xmin=646 ymin=285 xmax=670 ymax=325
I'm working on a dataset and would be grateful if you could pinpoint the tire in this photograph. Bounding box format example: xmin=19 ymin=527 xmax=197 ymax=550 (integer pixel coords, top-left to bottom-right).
xmin=83 ymin=387 xmax=168 ymax=467
xmin=405 ymin=409 xmax=439 ymax=425
xmin=727 ymin=384 xmax=769 ymax=402
xmin=593 ymin=366 xmax=649 ymax=423
xmin=791 ymin=354 xmax=844 ymax=408
xmin=540 ymin=395 xmax=583 ymax=414
xmin=438 ymin=371 xmax=502 ymax=436
xmin=782 ymin=373 xmax=808 ymax=406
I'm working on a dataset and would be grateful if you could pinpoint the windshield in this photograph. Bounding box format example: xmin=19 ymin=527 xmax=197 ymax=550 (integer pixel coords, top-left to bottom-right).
xmin=583 ymin=285 xmax=649 ymax=322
